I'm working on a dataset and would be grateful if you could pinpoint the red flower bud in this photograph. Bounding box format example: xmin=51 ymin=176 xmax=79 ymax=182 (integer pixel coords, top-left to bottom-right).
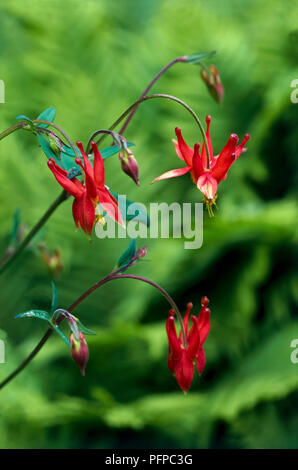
xmin=201 ymin=296 xmax=209 ymax=307
xmin=69 ymin=331 xmax=89 ymax=376
xmin=136 ymin=246 xmax=148 ymax=259
xmin=119 ymin=149 xmax=139 ymax=186
xmin=201 ymin=65 xmax=224 ymax=104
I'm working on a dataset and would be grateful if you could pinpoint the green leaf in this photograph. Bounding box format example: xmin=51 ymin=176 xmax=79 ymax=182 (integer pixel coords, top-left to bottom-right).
xmin=62 ymin=142 xmax=134 ymax=160
xmin=110 ymin=191 xmax=150 ymax=227
xmin=36 ymin=107 xmax=56 ymax=127
xmin=36 ymin=133 xmax=133 ymax=173
xmin=117 ymin=238 xmax=137 ymax=269
xmin=36 ymin=133 xmax=57 ymax=159
xmin=15 ymin=310 xmax=50 ymax=322
xmin=51 ymin=281 xmax=58 ymax=314
xmin=50 ymin=324 xmax=70 ymax=347
xmin=37 ymin=133 xmax=82 ymax=173
xmin=184 ymin=51 xmax=216 ymax=64
xmin=77 ymin=320 xmax=96 ymax=336
xmin=101 ymin=142 xmax=134 ymax=160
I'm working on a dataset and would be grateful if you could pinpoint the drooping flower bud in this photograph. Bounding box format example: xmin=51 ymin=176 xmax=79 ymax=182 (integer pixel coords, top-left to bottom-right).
xmin=201 ymin=296 xmax=209 ymax=307
xmin=119 ymin=147 xmax=139 ymax=186
xmin=69 ymin=331 xmax=89 ymax=376
xmin=136 ymin=246 xmax=148 ymax=259
xmin=49 ymin=132 xmax=63 ymax=158
xmin=201 ymin=65 xmax=224 ymax=104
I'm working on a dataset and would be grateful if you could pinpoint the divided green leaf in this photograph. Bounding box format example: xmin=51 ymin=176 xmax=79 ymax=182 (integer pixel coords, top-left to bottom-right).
xmin=117 ymin=238 xmax=137 ymax=269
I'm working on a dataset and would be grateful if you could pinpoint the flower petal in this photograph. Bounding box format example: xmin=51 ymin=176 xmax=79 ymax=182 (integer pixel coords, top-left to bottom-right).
xmin=74 ymin=193 xmax=95 ymax=237
xmin=197 ymin=307 xmax=210 ymax=345
xmin=210 ymin=134 xmax=238 ymax=182
xmin=72 ymin=198 xmax=80 ymax=229
xmin=152 ymin=166 xmax=191 ymax=183
xmin=98 ymin=189 xmax=123 ymax=226
xmin=76 ymin=142 xmax=98 ymax=201
xmin=197 ymin=173 xmax=218 ymax=199
xmin=196 ymin=347 xmax=206 ymax=375
xmin=175 ymin=127 xmax=193 ymax=166
xmin=235 ymin=134 xmax=250 ymax=159
xmin=201 ymin=115 xmax=213 ymax=168
xmin=187 ymin=315 xmax=201 ymax=360
xmin=47 ymin=159 xmax=84 ymax=198
xmin=173 ymin=139 xmax=185 ymax=161
xmin=166 ymin=313 xmax=182 ymax=359
xmin=91 ymin=141 xmax=105 ymax=189
xmin=174 ymin=351 xmax=195 ymax=392
xmin=179 ymin=302 xmax=193 ymax=344
xmin=191 ymin=143 xmax=205 ymax=181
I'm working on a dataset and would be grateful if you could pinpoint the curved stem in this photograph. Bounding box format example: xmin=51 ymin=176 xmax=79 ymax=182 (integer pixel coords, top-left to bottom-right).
xmin=0 ymin=122 xmax=27 ymax=142
xmin=85 ymin=129 xmax=120 ymax=155
xmin=0 ymin=271 xmax=185 ymax=390
xmin=92 ymin=93 xmax=210 ymax=168
xmin=0 ymin=329 xmax=53 ymax=390
xmin=33 ymin=120 xmax=79 ymax=159
xmin=68 ymin=273 xmax=185 ymax=345
xmin=119 ymin=57 xmax=184 ymax=135
xmin=112 ymin=274 xmax=187 ymax=346
xmin=0 ymin=190 xmax=68 ymax=276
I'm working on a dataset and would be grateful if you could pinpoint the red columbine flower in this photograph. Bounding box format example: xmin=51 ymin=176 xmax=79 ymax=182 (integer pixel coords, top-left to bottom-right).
xmin=47 ymin=141 xmax=122 ymax=237
xmin=152 ymin=116 xmax=250 ymax=216
xmin=166 ymin=297 xmax=210 ymax=392
xmin=70 ymin=331 xmax=89 ymax=376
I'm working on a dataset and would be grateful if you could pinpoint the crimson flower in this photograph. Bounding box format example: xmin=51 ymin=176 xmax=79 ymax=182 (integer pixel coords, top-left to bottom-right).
xmin=166 ymin=297 xmax=210 ymax=392
xmin=152 ymin=116 xmax=250 ymax=215
xmin=48 ymin=141 xmax=122 ymax=237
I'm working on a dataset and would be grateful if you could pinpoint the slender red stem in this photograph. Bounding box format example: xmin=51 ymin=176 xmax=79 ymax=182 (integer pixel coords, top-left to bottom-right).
xmin=91 ymin=93 xmax=210 ymax=166
xmin=0 ymin=271 xmax=185 ymax=391
xmin=119 ymin=57 xmax=185 ymax=135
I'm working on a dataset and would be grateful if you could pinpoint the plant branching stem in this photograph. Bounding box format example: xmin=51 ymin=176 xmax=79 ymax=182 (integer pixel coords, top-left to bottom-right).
xmin=0 ymin=271 xmax=185 ymax=390
xmin=92 ymin=93 xmax=210 ymax=168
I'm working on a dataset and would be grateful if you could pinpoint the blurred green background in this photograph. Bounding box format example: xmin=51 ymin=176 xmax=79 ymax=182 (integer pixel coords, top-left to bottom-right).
xmin=0 ymin=0 xmax=297 ymax=449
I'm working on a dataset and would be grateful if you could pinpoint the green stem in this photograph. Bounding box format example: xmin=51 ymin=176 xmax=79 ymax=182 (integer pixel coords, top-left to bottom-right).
xmin=92 ymin=93 xmax=210 ymax=168
xmin=0 ymin=190 xmax=68 ymax=276
xmin=0 ymin=122 xmax=27 ymax=142
xmin=0 ymin=329 xmax=53 ymax=390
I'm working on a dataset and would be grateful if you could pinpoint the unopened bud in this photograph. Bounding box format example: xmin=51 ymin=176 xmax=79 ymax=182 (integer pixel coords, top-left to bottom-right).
xmin=201 ymin=65 xmax=224 ymax=104
xmin=119 ymin=149 xmax=139 ymax=185
xmin=70 ymin=331 xmax=89 ymax=376
xmin=201 ymin=296 xmax=209 ymax=307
